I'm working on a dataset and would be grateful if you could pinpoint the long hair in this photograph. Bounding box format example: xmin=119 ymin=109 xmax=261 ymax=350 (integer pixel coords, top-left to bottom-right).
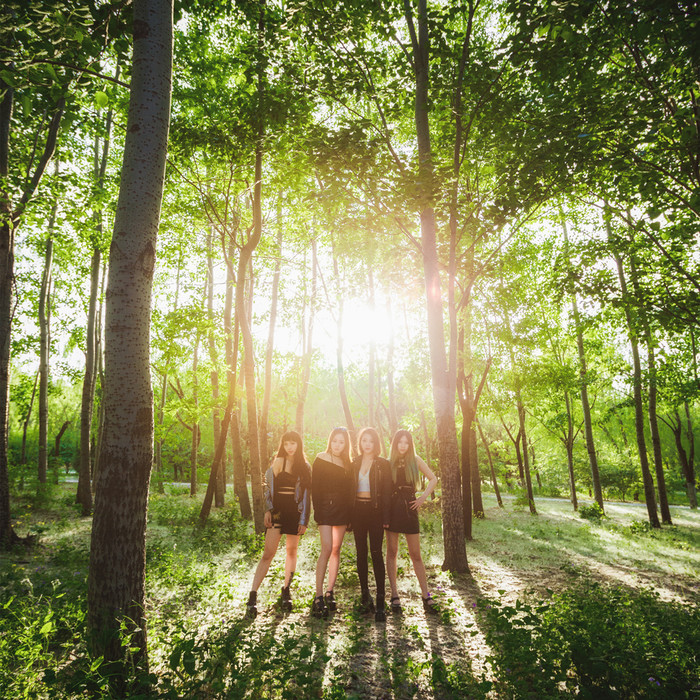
xmin=325 ymin=426 xmax=353 ymax=468
xmin=275 ymin=431 xmax=310 ymax=485
xmin=357 ymin=427 xmax=382 ymax=457
xmin=389 ymin=429 xmax=419 ymax=486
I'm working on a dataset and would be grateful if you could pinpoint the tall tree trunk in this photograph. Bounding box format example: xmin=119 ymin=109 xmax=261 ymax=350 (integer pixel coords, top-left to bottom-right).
xmin=80 ymin=100 xmax=115 ymax=506
xmin=626 ymin=242 xmax=672 ymax=524
xmin=386 ymin=297 xmax=399 ymax=436
xmin=607 ymin=216 xmax=660 ymax=527
xmin=1 ymin=77 xmax=63 ymax=547
xmin=88 ymin=0 xmax=172 ymax=674
xmin=38 ymin=203 xmax=56 ymax=487
xmin=21 ymin=370 xmax=39 ymax=467
xmin=460 ymin=409 xmax=472 ymax=540
xmin=332 ymin=245 xmax=355 ymax=437
xmin=223 ymin=239 xmax=251 ymax=519
xmin=259 ymin=213 xmax=282 ymax=468
xmin=404 ymin=0 xmax=467 ymax=572
xmin=368 ymin=266 xmax=376 ymax=426
xmin=560 ymin=212 xmax=604 ymax=509
xmin=476 ymin=419 xmax=503 ymax=507
xmin=664 ymin=410 xmax=697 ymax=509
xmin=205 ymin=228 xmax=225 ymax=506
xmin=78 ymin=249 xmax=100 ymax=512
xmin=563 ymin=391 xmax=578 ymax=510
xmin=295 ymin=238 xmax=316 ymax=434
xmin=190 ymin=326 xmax=202 ymax=497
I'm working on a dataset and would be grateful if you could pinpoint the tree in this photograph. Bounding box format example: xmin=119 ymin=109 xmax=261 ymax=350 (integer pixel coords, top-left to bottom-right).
xmin=87 ymin=0 xmax=172 ymax=675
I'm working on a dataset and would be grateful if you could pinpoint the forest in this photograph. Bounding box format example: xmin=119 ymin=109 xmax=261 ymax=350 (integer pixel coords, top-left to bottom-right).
xmin=1 ymin=0 xmax=699 ymax=697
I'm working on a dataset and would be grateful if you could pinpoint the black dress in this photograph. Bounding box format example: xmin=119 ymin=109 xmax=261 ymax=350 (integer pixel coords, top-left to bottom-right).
xmin=312 ymin=456 xmax=353 ymax=526
xmin=388 ymin=461 xmax=420 ymax=535
xmin=272 ymin=469 xmax=300 ymax=535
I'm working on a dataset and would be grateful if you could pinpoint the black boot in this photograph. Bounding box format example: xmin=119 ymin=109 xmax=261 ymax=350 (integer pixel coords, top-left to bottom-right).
xmin=280 ymin=572 xmax=294 ymax=612
xmin=359 ymin=589 xmax=375 ymax=614
xmin=280 ymin=586 xmax=292 ymax=612
xmin=324 ymin=590 xmax=337 ymax=612
xmin=311 ymin=595 xmax=328 ymax=619
xmin=375 ymin=595 xmax=386 ymax=622
xmin=246 ymin=590 xmax=257 ymax=619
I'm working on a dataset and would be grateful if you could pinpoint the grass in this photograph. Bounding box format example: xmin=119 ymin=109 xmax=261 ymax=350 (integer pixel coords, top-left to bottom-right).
xmin=1 ymin=483 xmax=698 ymax=698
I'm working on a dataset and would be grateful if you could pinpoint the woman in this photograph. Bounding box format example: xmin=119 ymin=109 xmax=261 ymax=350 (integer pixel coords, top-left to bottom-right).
xmin=311 ymin=426 xmax=354 ymax=618
xmin=351 ymin=427 xmax=392 ymax=622
xmin=385 ymin=429 xmax=439 ymax=614
xmin=246 ymin=431 xmax=311 ymax=618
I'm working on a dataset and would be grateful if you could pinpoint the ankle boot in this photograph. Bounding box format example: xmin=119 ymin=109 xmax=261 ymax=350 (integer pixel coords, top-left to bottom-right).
xmin=246 ymin=590 xmax=257 ymax=618
xmin=280 ymin=585 xmax=292 ymax=612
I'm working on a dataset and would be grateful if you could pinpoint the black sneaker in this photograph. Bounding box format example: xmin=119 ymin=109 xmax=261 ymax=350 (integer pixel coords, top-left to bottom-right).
xmin=324 ymin=590 xmax=337 ymax=612
xmin=390 ymin=596 xmax=402 ymax=614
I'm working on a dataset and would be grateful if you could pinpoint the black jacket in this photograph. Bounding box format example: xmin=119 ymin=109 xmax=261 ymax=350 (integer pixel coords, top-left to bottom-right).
xmin=351 ymin=455 xmax=392 ymax=525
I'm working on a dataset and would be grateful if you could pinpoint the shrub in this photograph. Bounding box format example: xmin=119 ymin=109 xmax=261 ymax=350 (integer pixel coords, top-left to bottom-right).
xmin=480 ymin=582 xmax=700 ymax=699
xmin=578 ymin=502 xmax=605 ymax=521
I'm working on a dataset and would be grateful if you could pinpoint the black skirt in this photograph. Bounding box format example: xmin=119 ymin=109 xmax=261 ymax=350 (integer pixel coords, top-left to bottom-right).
xmin=272 ymin=471 xmax=300 ymax=535
xmin=388 ymin=487 xmax=420 ymax=535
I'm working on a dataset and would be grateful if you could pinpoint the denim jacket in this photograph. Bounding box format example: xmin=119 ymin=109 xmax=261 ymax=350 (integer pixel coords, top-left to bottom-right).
xmin=263 ymin=462 xmax=311 ymax=527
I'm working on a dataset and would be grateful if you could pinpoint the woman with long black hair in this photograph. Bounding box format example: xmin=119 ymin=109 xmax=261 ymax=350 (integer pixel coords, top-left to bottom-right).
xmin=351 ymin=427 xmax=392 ymax=622
xmin=385 ymin=429 xmax=439 ymax=614
xmin=311 ymin=426 xmax=354 ymax=618
xmin=246 ymin=431 xmax=311 ymax=617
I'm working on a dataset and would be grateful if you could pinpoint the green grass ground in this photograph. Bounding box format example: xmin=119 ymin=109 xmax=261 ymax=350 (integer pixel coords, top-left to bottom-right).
xmin=1 ymin=485 xmax=698 ymax=698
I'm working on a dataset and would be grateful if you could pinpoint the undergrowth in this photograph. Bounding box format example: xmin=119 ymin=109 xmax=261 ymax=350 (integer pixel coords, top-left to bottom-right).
xmin=1 ymin=486 xmax=698 ymax=698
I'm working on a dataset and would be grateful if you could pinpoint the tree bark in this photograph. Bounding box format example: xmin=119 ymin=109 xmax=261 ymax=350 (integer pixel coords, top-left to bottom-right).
xmin=560 ymin=212 xmax=604 ymax=509
xmin=295 ymin=238 xmax=316 ymax=434
xmin=404 ymin=0 xmax=467 ymax=571
xmin=259 ymin=213 xmax=282 ymax=468
xmin=38 ymin=212 xmax=55 ymax=487
xmin=607 ymin=215 xmax=660 ymax=528
xmin=332 ymin=245 xmax=356 ymax=438
xmin=20 ymin=370 xmax=39 ymax=467
xmin=78 ymin=248 xmax=100 ymax=513
xmin=476 ymin=419 xmax=503 ymax=507
xmin=1 ymin=77 xmax=63 ymax=548
xmin=87 ymin=0 xmax=172 ymax=674
xmin=223 ymin=238 xmax=251 ymax=519
xmin=663 ymin=410 xmax=697 ymax=509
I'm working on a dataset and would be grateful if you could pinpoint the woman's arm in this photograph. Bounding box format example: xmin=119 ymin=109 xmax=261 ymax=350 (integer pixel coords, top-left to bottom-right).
xmin=411 ymin=455 xmax=437 ymax=509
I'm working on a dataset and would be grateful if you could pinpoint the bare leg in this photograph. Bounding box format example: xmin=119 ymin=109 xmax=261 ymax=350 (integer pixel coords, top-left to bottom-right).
xmin=284 ymin=534 xmax=299 ymax=586
xmin=386 ymin=530 xmax=400 ymax=599
xmin=405 ymin=533 xmax=429 ymax=598
xmin=251 ymin=527 xmax=283 ymax=592
xmin=315 ymin=525 xmax=333 ymax=597
xmin=326 ymin=525 xmax=347 ymax=592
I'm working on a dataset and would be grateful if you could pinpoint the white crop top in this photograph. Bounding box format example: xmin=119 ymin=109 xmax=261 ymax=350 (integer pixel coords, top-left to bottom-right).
xmin=357 ymin=469 xmax=370 ymax=492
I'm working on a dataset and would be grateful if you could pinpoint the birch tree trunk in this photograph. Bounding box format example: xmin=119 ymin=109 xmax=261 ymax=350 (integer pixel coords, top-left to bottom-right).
xmin=87 ymin=0 xmax=172 ymax=674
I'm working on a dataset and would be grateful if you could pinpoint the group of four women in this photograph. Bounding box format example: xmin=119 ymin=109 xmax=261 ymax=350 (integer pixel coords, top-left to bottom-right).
xmin=245 ymin=426 xmax=438 ymax=621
